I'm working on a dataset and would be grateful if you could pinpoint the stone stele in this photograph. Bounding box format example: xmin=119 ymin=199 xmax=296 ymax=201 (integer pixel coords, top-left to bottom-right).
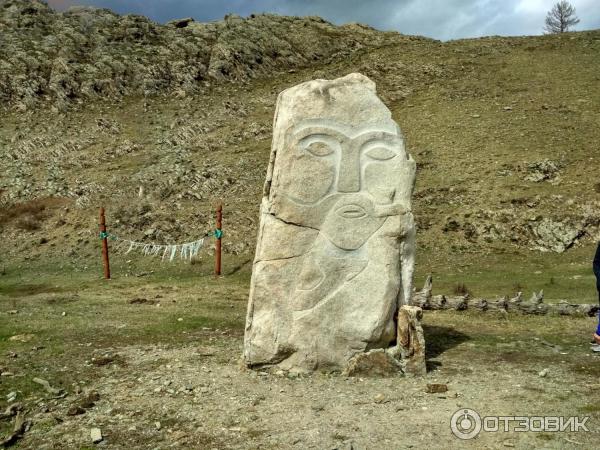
xmin=244 ymin=73 xmax=420 ymax=373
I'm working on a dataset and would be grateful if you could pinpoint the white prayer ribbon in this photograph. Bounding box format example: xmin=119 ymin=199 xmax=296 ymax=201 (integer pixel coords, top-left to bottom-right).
xmin=109 ymin=234 xmax=208 ymax=262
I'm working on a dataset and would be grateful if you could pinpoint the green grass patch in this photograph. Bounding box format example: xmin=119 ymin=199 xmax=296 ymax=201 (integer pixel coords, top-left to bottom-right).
xmin=0 ymin=282 xmax=65 ymax=297
xmin=414 ymin=246 xmax=599 ymax=303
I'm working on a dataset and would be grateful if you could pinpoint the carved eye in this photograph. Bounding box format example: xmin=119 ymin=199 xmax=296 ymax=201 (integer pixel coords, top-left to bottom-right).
xmin=365 ymin=146 xmax=396 ymax=161
xmin=298 ymin=134 xmax=339 ymax=157
xmin=306 ymin=142 xmax=334 ymax=157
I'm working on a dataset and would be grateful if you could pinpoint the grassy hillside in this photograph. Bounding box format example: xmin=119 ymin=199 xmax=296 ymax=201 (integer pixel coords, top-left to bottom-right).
xmin=1 ymin=0 xmax=600 ymax=301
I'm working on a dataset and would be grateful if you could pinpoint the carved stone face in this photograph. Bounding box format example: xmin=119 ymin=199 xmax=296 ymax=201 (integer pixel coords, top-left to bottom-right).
xmin=245 ymin=73 xmax=417 ymax=372
xmin=277 ymin=119 xmax=409 ymax=250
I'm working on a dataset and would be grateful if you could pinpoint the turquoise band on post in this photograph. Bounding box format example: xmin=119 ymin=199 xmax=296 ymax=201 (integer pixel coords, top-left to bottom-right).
xmin=215 ymin=229 xmax=223 ymax=239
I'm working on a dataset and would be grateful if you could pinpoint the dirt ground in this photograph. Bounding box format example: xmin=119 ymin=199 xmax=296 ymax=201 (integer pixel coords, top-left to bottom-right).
xmin=1 ymin=257 xmax=599 ymax=449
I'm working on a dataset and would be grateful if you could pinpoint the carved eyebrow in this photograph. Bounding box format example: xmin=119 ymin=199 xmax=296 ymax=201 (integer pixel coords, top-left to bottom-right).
xmin=360 ymin=139 xmax=399 ymax=151
xmin=355 ymin=131 xmax=402 ymax=144
xmin=290 ymin=121 xmax=402 ymax=143
xmin=292 ymin=125 xmax=348 ymax=142
xmin=358 ymin=133 xmax=406 ymax=160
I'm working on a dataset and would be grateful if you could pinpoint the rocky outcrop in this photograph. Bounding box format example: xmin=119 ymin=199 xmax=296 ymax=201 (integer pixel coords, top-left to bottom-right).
xmin=0 ymin=0 xmax=423 ymax=111
xmin=529 ymin=218 xmax=584 ymax=253
xmin=439 ymin=211 xmax=589 ymax=253
xmin=523 ymin=159 xmax=561 ymax=183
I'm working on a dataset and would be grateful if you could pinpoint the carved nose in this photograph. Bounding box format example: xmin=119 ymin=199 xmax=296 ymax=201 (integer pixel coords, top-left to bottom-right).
xmin=337 ymin=148 xmax=360 ymax=193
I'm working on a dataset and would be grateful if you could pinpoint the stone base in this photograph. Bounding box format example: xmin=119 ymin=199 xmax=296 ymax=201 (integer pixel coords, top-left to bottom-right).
xmin=343 ymin=349 xmax=402 ymax=377
xmin=343 ymin=305 xmax=427 ymax=377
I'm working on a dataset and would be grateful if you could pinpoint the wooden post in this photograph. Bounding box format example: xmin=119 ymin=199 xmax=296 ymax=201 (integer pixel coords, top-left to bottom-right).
xmin=214 ymin=203 xmax=222 ymax=276
xmin=99 ymin=207 xmax=111 ymax=280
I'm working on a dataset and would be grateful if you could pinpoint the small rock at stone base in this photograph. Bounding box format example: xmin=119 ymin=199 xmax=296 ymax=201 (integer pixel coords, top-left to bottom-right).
xmin=67 ymin=405 xmax=85 ymax=416
xmin=374 ymin=393 xmax=387 ymax=404
xmin=425 ymin=383 xmax=448 ymax=394
xmin=91 ymin=355 xmax=115 ymax=366
xmin=343 ymin=349 xmax=402 ymax=377
xmin=538 ymin=368 xmax=549 ymax=377
xmin=80 ymin=390 xmax=100 ymax=408
xmin=90 ymin=428 xmax=103 ymax=443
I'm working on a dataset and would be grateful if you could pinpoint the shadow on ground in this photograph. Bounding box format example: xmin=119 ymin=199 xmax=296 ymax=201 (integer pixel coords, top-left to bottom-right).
xmin=423 ymin=325 xmax=470 ymax=371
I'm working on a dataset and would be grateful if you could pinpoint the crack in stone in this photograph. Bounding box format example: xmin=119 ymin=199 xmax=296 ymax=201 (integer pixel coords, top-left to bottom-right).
xmin=265 ymin=211 xmax=320 ymax=232
xmin=254 ymin=252 xmax=306 ymax=264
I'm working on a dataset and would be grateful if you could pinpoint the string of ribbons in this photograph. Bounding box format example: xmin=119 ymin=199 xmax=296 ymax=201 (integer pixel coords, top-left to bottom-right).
xmin=99 ymin=230 xmax=221 ymax=262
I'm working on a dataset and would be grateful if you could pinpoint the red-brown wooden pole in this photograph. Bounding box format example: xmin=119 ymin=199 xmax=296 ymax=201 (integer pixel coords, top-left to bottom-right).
xmin=99 ymin=207 xmax=111 ymax=280
xmin=214 ymin=203 xmax=222 ymax=276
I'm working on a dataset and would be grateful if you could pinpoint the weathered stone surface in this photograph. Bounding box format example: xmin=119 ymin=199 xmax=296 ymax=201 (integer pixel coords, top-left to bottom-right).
xmin=523 ymin=159 xmax=561 ymax=183
xmin=343 ymin=349 xmax=402 ymax=377
xmin=530 ymin=218 xmax=583 ymax=253
xmin=244 ymin=73 xmax=416 ymax=372
xmin=425 ymin=383 xmax=448 ymax=394
xmin=90 ymin=427 xmax=103 ymax=444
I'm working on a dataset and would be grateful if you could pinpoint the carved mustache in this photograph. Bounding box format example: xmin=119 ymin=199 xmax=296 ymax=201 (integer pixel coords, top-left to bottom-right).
xmin=283 ymin=192 xmax=410 ymax=218
xmin=374 ymin=203 xmax=410 ymax=217
xmin=331 ymin=188 xmax=410 ymax=219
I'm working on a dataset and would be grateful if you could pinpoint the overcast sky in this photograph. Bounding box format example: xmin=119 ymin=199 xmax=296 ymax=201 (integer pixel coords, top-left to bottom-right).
xmin=47 ymin=0 xmax=600 ymax=41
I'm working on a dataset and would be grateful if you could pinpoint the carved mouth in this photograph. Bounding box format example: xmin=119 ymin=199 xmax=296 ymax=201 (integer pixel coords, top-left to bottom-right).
xmin=336 ymin=204 xmax=367 ymax=219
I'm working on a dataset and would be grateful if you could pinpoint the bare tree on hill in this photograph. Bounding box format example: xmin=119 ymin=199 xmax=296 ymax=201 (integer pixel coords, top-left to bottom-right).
xmin=544 ymin=1 xmax=580 ymax=33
